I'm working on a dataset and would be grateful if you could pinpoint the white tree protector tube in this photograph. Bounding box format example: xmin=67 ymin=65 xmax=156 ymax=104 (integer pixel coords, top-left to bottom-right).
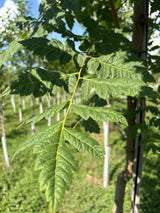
xmin=19 ymin=96 xmax=23 ymax=123
xmin=1 ymin=136 xmax=10 ymax=168
xmin=39 ymin=97 xmax=43 ymax=113
xmin=47 ymin=94 xmax=51 ymax=126
xmin=57 ymin=91 xmax=60 ymax=121
xmin=31 ymin=121 xmax=35 ymax=135
xmin=36 ymin=98 xmax=39 ymax=104
xmin=22 ymin=99 xmax=26 ymax=110
xmin=103 ymin=120 xmax=110 ymax=188
xmin=31 ymin=95 xmax=35 ymax=135
xmin=103 ymin=146 xmax=111 ymax=188
xmin=10 ymin=94 xmax=16 ymax=112
xmin=0 ymin=98 xmax=10 ymax=167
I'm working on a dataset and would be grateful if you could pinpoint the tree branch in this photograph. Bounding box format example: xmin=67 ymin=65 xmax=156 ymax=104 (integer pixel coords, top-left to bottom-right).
xmin=109 ymin=0 xmax=120 ymax=28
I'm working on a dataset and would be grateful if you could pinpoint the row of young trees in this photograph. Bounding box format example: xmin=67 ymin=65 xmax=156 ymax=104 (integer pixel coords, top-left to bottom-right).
xmin=0 ymin=0 xmax=160 ymax=213
xmin=0 ymin=0 xmax=33 ymax=170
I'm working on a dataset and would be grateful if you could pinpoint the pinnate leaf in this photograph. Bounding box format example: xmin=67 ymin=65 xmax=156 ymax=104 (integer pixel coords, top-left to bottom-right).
xmin=151 ymin=0 xmax=160 ymax=13
xmin=81 ymin=77 xmax=148 ymax=99
xmin=0 ymin=86 xmax=10 ymax=98
xmin=87 ymin=58 xmax=99 ymax=74
xmin=65 ymin=11 xmax=74 ymax=29
xmin=72 ymin=104 xmax=127 ymax=125
xmin=39 ymin=0 xmax=53 ymax=13
xmin=36 ymin=137 xmax=78 ymax=213
xmin=13 ymin=120 xmax=79 ymax=212
xmin=19 ymin=38 xmax=73 ymax=64
xmin=0 ymin=40 xmax=22 ymax=68
xmin=13 ymin=121 xmax=62 ymax=158
xmin=21 ymin=101 xmax=69 ymax=125
xmin=4 ymin=68 xmax=66 ymax=97
xmin=61 ymin=0 xmax=79 ymax=11
xmin=87 ymin=52 xmax=154 ymax=82
xmin=68 ymin=75 xmax=77 ymax=93
xmin=81 ymin=118 xmax=100 ymax=134
xmin=81 ymin=77 xmax=93 ymax=99
xmin=63 ymin=127 xmax=104 ymax=160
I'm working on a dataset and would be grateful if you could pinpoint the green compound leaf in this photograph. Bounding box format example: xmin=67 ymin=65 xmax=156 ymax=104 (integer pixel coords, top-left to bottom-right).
xmin=81 ymin=118 xmax=100 ymax=134
xmin=5 ymin=68 xmax=66 ymax=98
xmin=13 ymin=121 xmax=63 ymax=159
xmin=87 ymin=51 xmax=154 ymax=82
xmin=20 ymin=101 xmax=69 ymax=125
xmin=81 ymin=77 xmax=93 ymax=99
xmin=68 ymin=75 xmax=77 ymax=93
xmin=72 ymin=104 xmax=127 ymax=125
xmin=65 ymin=11 xmax=74 ymax=29
xmin=151 ymin=0 xmax=160 ymax=13
xmin=61 ymin=0 xmax=79 ymax=11
xmin=81 ymin=77 xmax=147 ymax=99
xmin=35 ymin=135 xmax=78 ymax=213
xmin=14 ymin=119 xmax=79 ymax=213
xmin=13 ymin=121 xmax=79 ymax=213
xmin=52 ymin=24 xmax=84 ymax=41
xmin=39 ymin=0 xmax=54 ymax=13
xmin=41 ymin=6 xmax=65 ymax=25
xmin=63 ymin=127 xmax=104 ymax=160
xmin=87 ymin=58 xmax=99 ymax=74
xmin=0 ymin=86 xmax=10 ymax=98
xmin=0 ymin=40 xmax=22 ymax=68
xmin=19 ymin=38 xmax=74 ymax=65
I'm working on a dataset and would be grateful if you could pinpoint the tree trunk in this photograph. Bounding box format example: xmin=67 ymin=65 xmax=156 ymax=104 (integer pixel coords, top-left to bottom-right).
xmin=109 ymin=0 xmax=120 ymax=28
xmin=113 ymin=0 xmax=148 ymax=212
xmin=108 ymin=2 xmax=135 ymax=211
xmin=131 ymin=99 xmax=145 ymax=213
xmin=113 ymin=97 xmax=136 ymax=213
xmin=131 ymin=0 xmax=148 ymax=212
xmin=0 ymin=98 xmax=10 ymax=168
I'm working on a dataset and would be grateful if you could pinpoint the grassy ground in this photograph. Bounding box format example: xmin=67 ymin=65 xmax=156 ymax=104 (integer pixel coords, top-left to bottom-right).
xmin=0 ymin=96 xmax=160 ymax=213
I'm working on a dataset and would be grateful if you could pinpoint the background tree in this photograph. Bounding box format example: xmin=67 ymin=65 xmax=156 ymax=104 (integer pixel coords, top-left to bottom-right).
xmin=0 ymin=66 xmax=13 ymax=168
xmin=0 ymin=0 xmax=34 ymax=166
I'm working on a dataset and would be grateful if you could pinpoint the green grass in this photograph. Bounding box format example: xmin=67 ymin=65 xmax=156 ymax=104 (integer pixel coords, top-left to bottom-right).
xmin=0 ymin=95 xmax=160 ymax=213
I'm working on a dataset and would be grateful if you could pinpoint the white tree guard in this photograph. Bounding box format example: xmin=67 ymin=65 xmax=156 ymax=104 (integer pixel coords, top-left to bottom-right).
xmin=36 ymin=98 xmax=39 ymax=104
xmin=10 ymin=94 xmax=16 ymax=112
xmin=31 ymin=95 xmax=35 ymax=135
xmin=103 ymin=120 xmax=110 ymax=188
xmin=0 ymin=99 xmax=10 ymax=168
xmin=19 ymin=96 xmax=23 ymax=123
xmin=19 ymin=109 xmax=23 ymax=122
xmin=22 ymin=99 xmax=26 ymax=110
xmin=103 ymin=146 xmax=111 ymax=188
xmin=47 ymin=94 xmax=51 ymax=126
xmin=1 ymin=136 xmax=10 ymax=167
xmin=31 ymin=122 xmax=35 ymax=135
xmin=56 ymin=91 xmax=60 ymax=121
xmin=39 ymin=97 xmax=43 ymax=114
